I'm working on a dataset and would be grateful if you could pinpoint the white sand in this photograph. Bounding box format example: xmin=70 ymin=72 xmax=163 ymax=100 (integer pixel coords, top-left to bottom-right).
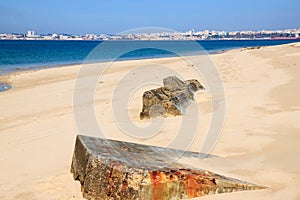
xmin=0 ymin=42 xmax=299 ymax=199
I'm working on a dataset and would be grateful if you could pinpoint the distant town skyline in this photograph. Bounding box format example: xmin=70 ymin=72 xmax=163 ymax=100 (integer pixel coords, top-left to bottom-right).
xmin=1 ymin=0 xmax=300 ymax=35
xmin=1 ymin=28 xmax=299 ymax=41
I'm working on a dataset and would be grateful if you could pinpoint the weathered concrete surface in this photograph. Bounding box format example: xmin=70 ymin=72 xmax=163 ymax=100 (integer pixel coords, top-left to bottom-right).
xmin=140 ymin=76 xmax=205 ymax=119
xmin=71 ymin=135 xmax=266 ymax=200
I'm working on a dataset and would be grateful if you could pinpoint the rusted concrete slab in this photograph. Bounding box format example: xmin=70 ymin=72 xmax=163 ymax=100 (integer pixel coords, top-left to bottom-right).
xmin=71 ymin=135 xmax=266 ymax=200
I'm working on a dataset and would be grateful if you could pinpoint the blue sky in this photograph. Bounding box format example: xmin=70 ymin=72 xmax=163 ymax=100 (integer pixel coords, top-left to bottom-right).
xmin=0 ymin=0 xmax=299 ymax=34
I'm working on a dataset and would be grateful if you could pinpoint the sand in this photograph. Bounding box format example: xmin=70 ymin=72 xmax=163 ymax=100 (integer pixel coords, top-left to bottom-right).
xmin=0 ymin=42 xmax=299 ymax=200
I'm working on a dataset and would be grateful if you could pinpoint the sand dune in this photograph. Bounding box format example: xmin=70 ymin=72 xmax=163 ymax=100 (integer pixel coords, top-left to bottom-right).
xmin=0 ymin=42 xmax=299 ymax=199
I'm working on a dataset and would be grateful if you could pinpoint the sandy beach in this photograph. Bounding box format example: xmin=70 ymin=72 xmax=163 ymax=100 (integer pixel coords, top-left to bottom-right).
xmin=0 ymin=42 xmax=299 ymax=199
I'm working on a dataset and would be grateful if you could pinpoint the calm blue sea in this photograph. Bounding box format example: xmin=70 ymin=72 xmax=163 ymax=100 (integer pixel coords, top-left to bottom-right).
xmin=0 ymin=39 xmax=298 ymax=76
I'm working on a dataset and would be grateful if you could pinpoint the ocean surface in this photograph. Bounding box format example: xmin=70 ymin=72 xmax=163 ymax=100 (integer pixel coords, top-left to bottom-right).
xmin=0 ymin=40 xmax=298 ymax=75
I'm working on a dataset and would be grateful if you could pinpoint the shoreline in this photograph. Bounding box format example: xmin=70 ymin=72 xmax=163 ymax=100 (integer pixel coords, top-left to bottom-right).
xmin=0 ymin=49 xmax=227 ymax=78
xmin=0 ymin=39 xmax=297 ymax=80
xmin=0 ymin=48 xmax=230 ymax=92
xmin=0 ymin=42 xmax=280 ymax=93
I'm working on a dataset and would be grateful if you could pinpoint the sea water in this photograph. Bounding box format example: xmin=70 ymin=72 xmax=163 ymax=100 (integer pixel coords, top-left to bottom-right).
xmin=0 ymin=39 xmax=297 ymax=75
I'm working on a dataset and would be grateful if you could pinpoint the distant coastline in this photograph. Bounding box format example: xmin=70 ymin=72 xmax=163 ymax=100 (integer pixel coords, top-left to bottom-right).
xmin=1 ymin=28 xmax=299 ymax=41
xmin=1 ymin=38 xmax=300 ymax=41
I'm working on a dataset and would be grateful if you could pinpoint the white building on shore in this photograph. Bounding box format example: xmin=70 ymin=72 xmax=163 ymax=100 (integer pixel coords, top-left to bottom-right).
xmin=26 ymin=31 xmax=35 ymax=37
